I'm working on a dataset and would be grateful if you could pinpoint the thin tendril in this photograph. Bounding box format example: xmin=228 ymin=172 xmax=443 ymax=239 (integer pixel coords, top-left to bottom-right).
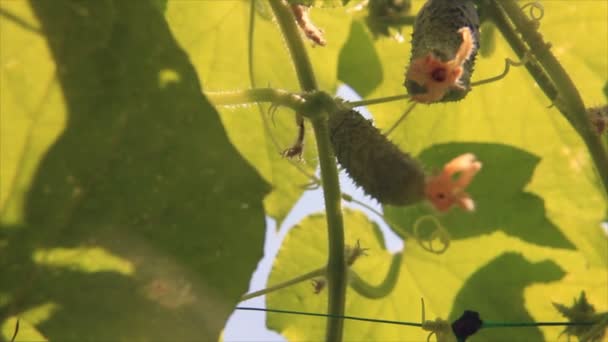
xmin=240 ymin=268 xmax=325 ymax=301
xmin=520 ymin=1 xmax=544 ymax=22
xmin=413 ymin=215 xmax=450 ymax=254
xmin=349 ymin=94 xmax=411 ymax=108
xmin=342 ymin=195 xmax=410 ymax=238
xmin=248 ymin=2 xmax=316 ymax=181
xmin=10 ymin=318 xmax=19 ymax=342
xmin=384 ymin=102 xmax=417 ymax=136
xmin=421 ymin=298 xmax=426 ymax=323
xmin=302 ymin=180 xmax=321 ymax=190
xmin=470 ymin=55 xmax=529 ymax=87
xmin=342 ymin=195 xmax=450 ymax=255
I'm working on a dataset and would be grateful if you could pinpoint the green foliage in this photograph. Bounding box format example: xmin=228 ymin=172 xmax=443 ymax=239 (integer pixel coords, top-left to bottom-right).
xmin=1 ymin=0 xmax=606 ymax=341
xmin=1 ymin=1 xmax=268 ymax=340
xmin=267 ymin=1 xmax=607 ymax=341
xmin=164 ymin=0 xmax=350 ymax=224
xmin=338 ymin=20 xmax=383 ymax=96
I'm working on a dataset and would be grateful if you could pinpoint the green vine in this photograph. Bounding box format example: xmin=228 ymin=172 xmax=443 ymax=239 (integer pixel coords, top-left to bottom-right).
xmin=267 ymin=1 xmax=347 ymax=341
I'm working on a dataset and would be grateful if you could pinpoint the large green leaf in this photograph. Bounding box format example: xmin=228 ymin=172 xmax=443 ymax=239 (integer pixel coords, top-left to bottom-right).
xmin=338 ymin=20 xmax=383 ymax=97
xmin=2 ymin=0 xmax=606 ymax=341
xmin=0 ymin=3 xmax=65 ymax=225
xmin=266 ymin=210 xmax=404 ymax=341
xmin=386 ymin=143 xmax=575 ymax=250
xmin=0 ymin=1 xmax=268 ymax=340
xmin=377 ymin=0 xmax=607 ymax=264
xmin=164 ymin=1 xmax=351 ymax=224
xmin=266 ymin=211 xmax=588 ymax=341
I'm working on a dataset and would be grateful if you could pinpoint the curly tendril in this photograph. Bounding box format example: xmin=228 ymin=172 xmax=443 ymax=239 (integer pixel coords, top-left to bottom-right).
xmin=470 ymin=53 xmax=530 ymax=87
xmin=413 ymin=215 xmax=451 ymax=254
xmin=520 ymin=1 xmax=544 ymax=23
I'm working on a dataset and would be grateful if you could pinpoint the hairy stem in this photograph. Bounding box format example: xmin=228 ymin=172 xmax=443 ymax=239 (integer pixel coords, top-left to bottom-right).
xmin=205 ymin=88 xmax=304 ymax=110
xmin=248 ymin=5 xmax=317 ymax=180
xmin=311 ymin=114 xmax=347 ymax=342
xmin=348 ymin=93 xmax=410 ymax=108
xmin=269 ymin=1 xmax=346 ymax=340
xmin=487 ymin=0 xmax=608 ymax=195
xmin=241 ymin=268 xmax=325 ymax=301
xmin=268 ymin=0 xmax=317 ymax=91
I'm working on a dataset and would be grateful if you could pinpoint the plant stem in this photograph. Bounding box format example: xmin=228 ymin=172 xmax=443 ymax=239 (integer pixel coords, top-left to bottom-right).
xmin=311 ymin=114 xmax=347 ymax=342
xmin=205 ymin=88 xmax=304 ymax=110
xmin=268 ymin=1 xmax=346 ymax=340
xmin=241 ymin=267 xmax=325 ymax=301
xmin=248 ymin=0 xmax=257 ymax=88
xmin=384 ymin=102 xmax=417 ymax=136
xmin=487 ymin=0 xmax=608 ymax=195
xmin=268 ymin=0 xmax=317 ymax=91
xmin=348 ymin=253 xmax=402 ymax=299
xmin=348 ymin=94 xmax=410 ymax=108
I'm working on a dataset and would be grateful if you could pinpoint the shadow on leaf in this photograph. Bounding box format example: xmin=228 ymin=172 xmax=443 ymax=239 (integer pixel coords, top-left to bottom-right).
xmin=1 ymin=0 xmax=269 ymax=340
xmin=385 ymin=142 xmax=575 ymax=249
xmin=448 ymin=252 xmax=565 ymax=341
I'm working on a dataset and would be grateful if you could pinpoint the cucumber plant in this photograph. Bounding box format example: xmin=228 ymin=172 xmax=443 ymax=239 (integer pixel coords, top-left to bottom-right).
xmin=0 ymin=1 xmax=606 ymax=341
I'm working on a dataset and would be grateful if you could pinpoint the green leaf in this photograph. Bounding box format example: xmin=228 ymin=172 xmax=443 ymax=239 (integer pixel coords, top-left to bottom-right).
xmin=1 ymin=316 xmax=47 ymax=342
xmin=0 ymin=4 xmax=64 ymax=225
xmin=342 ymin=1 xmax=607 ymax=265
xmin=374 ymin=1 xmax=606 ymax=340
xmin=266 ymin=210 xmax=408 ymax=341
xmin=338 ymin=20 xmax=383 ymax=96
xmin=266 ymin=211 xmax=581 ymax=341
xmin=1 ymin=1 xmax=268 ymax=340
xmin=164 ymin=1 xmax=351 ymax=223
xmin=385 ymin=143 xmax=576 ymax=250
xmin=376 ymin=2 xmax=608 ymax=267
